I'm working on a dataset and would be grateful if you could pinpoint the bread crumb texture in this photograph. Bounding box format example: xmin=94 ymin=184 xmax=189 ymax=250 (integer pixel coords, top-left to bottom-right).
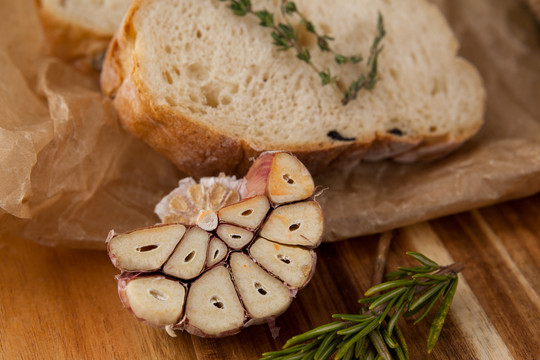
xmin=102 ymin=0 xmax=485 ymax=175
xmin=40 ymin=0 xmax=131 ymax=35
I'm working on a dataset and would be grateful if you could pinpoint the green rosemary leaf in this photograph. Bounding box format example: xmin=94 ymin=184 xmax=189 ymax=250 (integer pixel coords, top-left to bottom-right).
xmin=396 ymin=265 xmax=433 ymax=274
xmin=365 ymin=280 xmax=416 ymax=297
xmin=260 ymin=252 xmax=462 ymax=360
xmin=381 ymin=328 xmax=398 ymax=349
xmin=284 ymin=322 xmax=346 ymax=348
xmin=313 ymin=332 xmax=337 ymax=360
xmin=412 ymin=273 xmax=456 ymax=281
xmin=300 ymin=349 xmax=317 ymax=360
xmin=316 ymin=338 xmax=341 ymax=360
xmin=413 ymin=282 xmax=450 ymax=325
xmin=365 ymin=350 xmax=376 ymax=360
xmin=332 ymin=314 xmax=372 ymax=322
xmin=337 ymin=318 xmax=372 ymax=336
xmin=393 ymin=286 xmax=414 ymax=319
xmin=343 ymin=344 xmax=355 ymax=360
xmin=283 ymin=351 xmax=309 ymax=360
xmin=427 ymin=279 xmax=458 ymax=353
xmin=393 ymin=343 xmax=407 ymax=360
xmin=355 ymin=336 xmax=368 ymax=358
xmin=406 ymin=252 xmax=439 ymax=268
xmin=302 ymin=336 xmax=325 ymax=353
xmin=262 ymin=344 xmax=305 ymax=357
xmin=394 ymin=326 xmax=409 ymax=360
xmin=336 ymin=318 xmax=379 ymax=359
xmin=369 ymin=287 xmax=408 ymax=310
xmin=369 ymin=330 xmax=392 ymax=360
xmin=387 ymin=301 xmax=406 ymax=337
xmin=407 ymin=281 xmax=448 ymax=314
xmin=379 ymin=295 xmax=398 ymax=324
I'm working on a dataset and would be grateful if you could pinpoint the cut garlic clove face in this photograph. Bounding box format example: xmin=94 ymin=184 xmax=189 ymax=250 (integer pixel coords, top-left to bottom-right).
xmin=217 ymin=195 xmax=270 ymax=230
xmin=230 ymin=253 xmax=292 ymax=320
xmin=216 ymin=224 xmax=254 ymax=249
xmin=123 ymin=276 xmax=186 ymax=327
xmin=163 ymin=227 xmax=209 ymax=280
xmin=185 ymin=266 xmax=245 ymax=336
xmin=260 ymin=201 xmax=323 ymax=247
xmin=249 ymin=237 xmax=316 ymax=288
xmin=108 ymin=152 xmax=323 ymax=337
xmin=108 ymin=224 xmax=186 ymax=271
xmin=266 ymin=152 xmax=315 ymax=204
xmin=206 ymin=237 xmax=228 ymax=267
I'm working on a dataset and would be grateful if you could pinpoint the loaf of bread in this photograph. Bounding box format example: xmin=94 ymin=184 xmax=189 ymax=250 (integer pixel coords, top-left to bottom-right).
xmin=101 ymin=0 xmax=485 ymax=177
xmin=35 ymin=0 xmax=131 ymax=66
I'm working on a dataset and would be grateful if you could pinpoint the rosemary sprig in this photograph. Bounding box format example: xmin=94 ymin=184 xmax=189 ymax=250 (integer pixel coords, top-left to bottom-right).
xmin=261 ymin=252 xmax=463 ymax=360
xmin=220 ymin=0 xmax=385 ymax=105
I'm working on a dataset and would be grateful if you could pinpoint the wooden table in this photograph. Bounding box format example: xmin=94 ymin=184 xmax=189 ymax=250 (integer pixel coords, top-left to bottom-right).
xmin=1 ymin=194 xmax=539 ymax=359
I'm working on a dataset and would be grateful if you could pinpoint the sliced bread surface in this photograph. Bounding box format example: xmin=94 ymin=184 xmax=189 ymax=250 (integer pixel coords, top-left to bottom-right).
xmin=101 ymin=0 xmax=485 ymax=177
xmin=36 ymin=0 xmax=131 ymax=62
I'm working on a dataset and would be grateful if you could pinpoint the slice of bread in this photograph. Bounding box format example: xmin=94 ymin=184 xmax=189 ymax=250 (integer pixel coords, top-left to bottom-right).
xmin=101 ymin=0 xmax=485 ymax=177
xmin=36 ymin=0 xmax=131 ymax=66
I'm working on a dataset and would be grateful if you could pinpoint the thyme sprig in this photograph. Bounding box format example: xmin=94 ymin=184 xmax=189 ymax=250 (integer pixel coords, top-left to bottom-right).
xmin=220 ymin=0 xmax=385 ymax=105
xmin=261 ymin=252 xmax=464 ymax=360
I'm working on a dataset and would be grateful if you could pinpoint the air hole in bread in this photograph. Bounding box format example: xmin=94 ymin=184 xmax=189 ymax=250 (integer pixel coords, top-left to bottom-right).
xmin=221 ymin=95 xmax=232 ymax=105
xmin=165 ymin=96 xmax=178 ymax=107
xmin=165 ymin=45 xmax=171 ymax=54
xmin=189 ymin=93 xmax=199 ymax=103
xmin=163 ymin=70 xmax=173 ymax=85
xmin=187 ymin=63 xmax=206 ymax=81
xmin=202 ymin=85 xmax=220 ymax=108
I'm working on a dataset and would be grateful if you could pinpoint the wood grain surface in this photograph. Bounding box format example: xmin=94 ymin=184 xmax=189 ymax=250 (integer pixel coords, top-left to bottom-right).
xmin=1 ymin=194 xmax=539 ymax=360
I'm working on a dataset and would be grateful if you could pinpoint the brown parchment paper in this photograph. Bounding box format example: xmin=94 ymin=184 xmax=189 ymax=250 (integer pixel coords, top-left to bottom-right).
xmin=0 ymin=0 xmax=539 ymax=249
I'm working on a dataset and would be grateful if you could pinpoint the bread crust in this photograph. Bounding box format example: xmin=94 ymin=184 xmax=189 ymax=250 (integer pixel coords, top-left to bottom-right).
xmin=100 ymin=0 xmax=485 ymax=178
xmin=36 ymin=3 xmax=111 ymax=60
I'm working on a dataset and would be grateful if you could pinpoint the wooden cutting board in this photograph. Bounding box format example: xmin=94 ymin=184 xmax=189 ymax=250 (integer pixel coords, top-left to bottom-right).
xmin=0 ymin=194 xmax=539 ymax=359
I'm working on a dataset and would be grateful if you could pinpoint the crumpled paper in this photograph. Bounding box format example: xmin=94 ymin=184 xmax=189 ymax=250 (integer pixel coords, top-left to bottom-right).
xmin=1 ymin=0 xmax=539 ymax=249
